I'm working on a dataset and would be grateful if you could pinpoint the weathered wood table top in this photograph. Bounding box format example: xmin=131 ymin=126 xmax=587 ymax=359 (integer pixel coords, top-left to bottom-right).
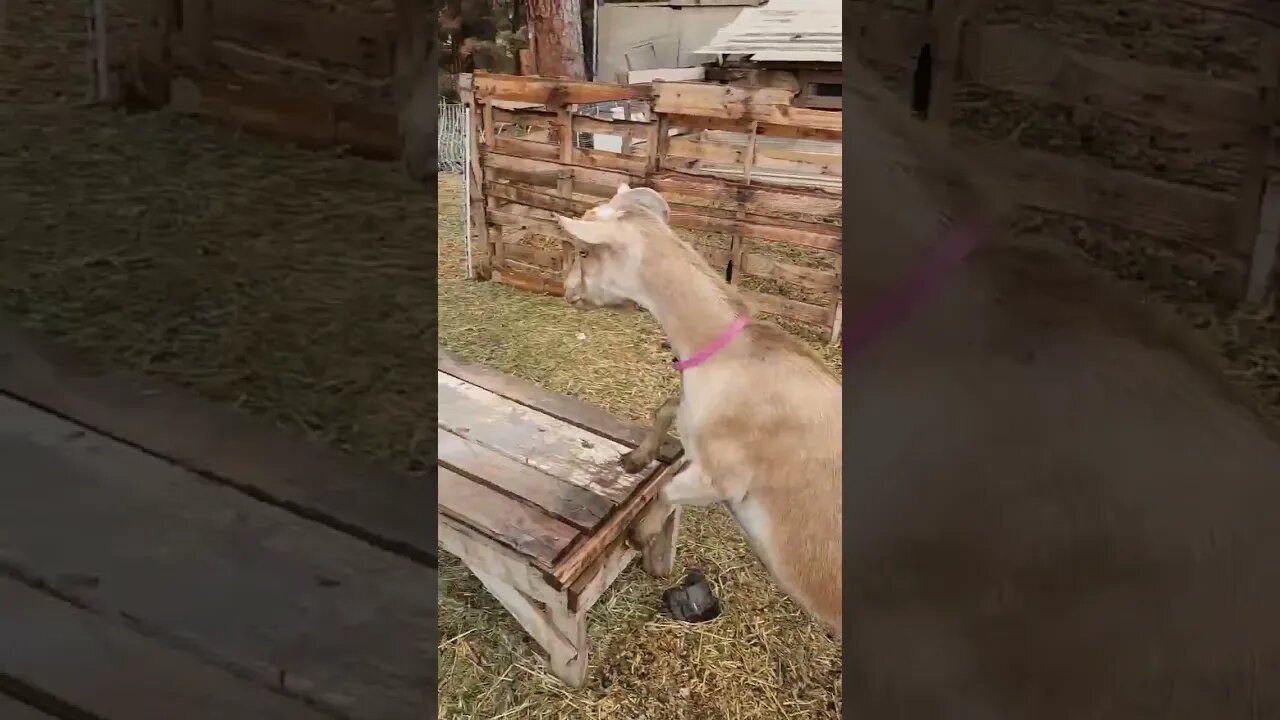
xmin=438 ymin=350 xmax=681 ymax=592
xmin=0 ymin=326 xmax=434 ymax=720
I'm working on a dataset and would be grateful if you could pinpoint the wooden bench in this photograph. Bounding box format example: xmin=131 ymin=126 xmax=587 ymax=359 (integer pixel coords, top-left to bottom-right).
xmin=0 ymin=326 xmax=433 ymax=720
xmin=438 ymin=350 xmax=683 ymax=687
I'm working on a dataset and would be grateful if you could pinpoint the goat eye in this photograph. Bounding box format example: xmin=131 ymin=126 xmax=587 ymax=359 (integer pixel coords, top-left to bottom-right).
xmin=577 ymin=249 xmax=589 ymax=258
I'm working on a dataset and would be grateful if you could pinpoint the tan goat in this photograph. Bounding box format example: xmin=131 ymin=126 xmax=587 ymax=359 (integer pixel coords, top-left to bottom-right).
xmin=555 ymin=186 xmax=843 ymax=637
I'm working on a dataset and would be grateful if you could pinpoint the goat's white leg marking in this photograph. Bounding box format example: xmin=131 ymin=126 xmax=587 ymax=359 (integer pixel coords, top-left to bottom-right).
xmin=632 ymin=461 xmax=721 ymax=545
xmin=659 ymin=461 xmax=723 ymax=506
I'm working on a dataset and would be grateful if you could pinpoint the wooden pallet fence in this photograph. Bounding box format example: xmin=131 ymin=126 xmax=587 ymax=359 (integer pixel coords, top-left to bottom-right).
xmin=853 ymin=0 xmax=1280 ymax=303
xmin=463 ymin=72 xmax=844 ymax=341
xmin=107 ymin=0 xmax=430 ymax=165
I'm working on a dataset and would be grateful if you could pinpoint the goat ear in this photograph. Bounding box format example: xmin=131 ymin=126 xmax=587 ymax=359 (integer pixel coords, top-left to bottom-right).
xmin=615 ymin=182 xmax=631 ymax=196
xmin=556 ymin=215 xmax=613 ymax=246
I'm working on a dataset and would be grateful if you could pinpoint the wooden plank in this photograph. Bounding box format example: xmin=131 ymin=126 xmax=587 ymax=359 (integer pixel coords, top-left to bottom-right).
xmin=1236 ymin=30 xmax=1280 ymax=274
xmin=437 ymin=372 xmax=656 ymax=503
xmin=662 ymin=111 xmax=842 ymax=142
xmin=573 ymin=114 xmax=650 ymax=138
xmin=964 ymin=24 xmax=1258 ymax=137
xmin=652 ymin=171 xmax=842 ymax=219
xmin=483 ymin=149 xmax=645 ymax=194
xmin=0 ymin=326 xmax=435 ymax=568
xmin=170 ymin=73 xmax=396 ymax=158
xmin=489 ymin=207 xmax=566 ymax=240
xmin=438 ymin=514 xmax=560 ymax=604
xmin=572 ymin=146 xmax=649 ymax=173
xmin=741 ymin=289 xmax=831 ymax=326
xmin=665 ymin=136 xmax=842 ymax=177
xmin=207 ymin=39 xmax=391 ymax=103
xmin=928 ymin=0 xmax=963 ymax=131
xmin=0 ymin=577 xmax=329 ymax=720
xmin=438 ymin=467 xmax=580 ymax=569
xmin=439 ymin=428 xmax=613 ymax=531
xmin=740 ymin=252 xmax=840 ymax=291
xmin=335 ymin=99 xmax=400 ymax=159
xmin=209 ymin=0 xmax=395 ymax=76
xmin=0 ymin=695 xmax=57 ymax=720
xmin=1246 ymin=171 xmax=1280 ymax=303
xmin=502 ymin=241 xmax=563 ymax=270
xmin=169 ymin=73 xmax=332 ymax=148
xmin=652 ymin=82 xmax=842 ymax=135
xmin=1173 ymin=0 xmax=1280 ymax=25
xmin=484 ymin=164 xmax=842 ymax=239
xmin=179 ymin=0 xmax=212 ymax=67
xmin=493 ymin=268 xmax=565 ymax=296
xmin=469 ymin=94 xmax=493 ymax=279
xmin=494 ymin=135 xmax=560 ymax=161
xmin=439 ymin=350 xmax=682 ymax=463
xmin=492 ymin=106 xmax=557 ymax=128
xmin=466 ymin=562 xmax=580 ymax=676
xmin=0 ymin=397 xmax=432 ymax=720
xmin=485 ymin=181 xmax=843 ymax=251
xmin=474 ymin=72 xmax=651 ymax=106
xmin=961 ymin=140 xmax=1237 ymax=249
xmin=551 ymin=460 xmax=677 ymax=586
xmin=567 ymin=539 xmax=637 ymax=613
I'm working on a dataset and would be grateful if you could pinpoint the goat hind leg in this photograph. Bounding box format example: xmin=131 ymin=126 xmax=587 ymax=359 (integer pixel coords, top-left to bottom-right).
xmin=621 ymin=393 xmax=679 ymax=473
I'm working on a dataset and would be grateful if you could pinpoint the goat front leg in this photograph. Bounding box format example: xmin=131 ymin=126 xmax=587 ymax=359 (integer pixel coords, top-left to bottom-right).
xmin=631 ymin=460 xmax=721 ymax=577
xmin=621 ymin=393 xmax=680 ymax=474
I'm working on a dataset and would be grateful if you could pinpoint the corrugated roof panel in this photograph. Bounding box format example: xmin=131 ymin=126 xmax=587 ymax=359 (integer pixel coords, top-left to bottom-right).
xmin=692 ymin=0 xmax=842 ymax=63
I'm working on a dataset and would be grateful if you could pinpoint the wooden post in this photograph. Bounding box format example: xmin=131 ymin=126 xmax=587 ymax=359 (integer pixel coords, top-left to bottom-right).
xmin=619 ymin=101 xmax=634 ymax=154
xmin=93 ymin=0 xmax=108 ymax=102
xmin=180 ymin=0 xmax=210 ymax=67
xmin=1245 ymin=168 xmax=1280 ymax=306
xmin=727 ymin=121 xmax=758 ymax=285
xmin=557 ymin=108 xmax=576 ymax=275
xmin=645 ymin=110 xmax=671 ymax=179
xmin=132 ymin=0 xmax=175 ymax=106
xmin=927 ymin=0 xmax=968 ymax=133
xmin=556 ymin=109 xmax=575 ymax=196
xmin=829 ymin=253 xmax=843 ymax=344
xmin=463 ymin=75 xmax=495 ymax=280
xmin=1241 ymin=29 xmax=1280 ymax=306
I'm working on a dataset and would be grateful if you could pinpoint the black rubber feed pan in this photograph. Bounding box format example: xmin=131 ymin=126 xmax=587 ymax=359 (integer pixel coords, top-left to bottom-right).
xmin=662 ymin=569 xmax=721 ymax=623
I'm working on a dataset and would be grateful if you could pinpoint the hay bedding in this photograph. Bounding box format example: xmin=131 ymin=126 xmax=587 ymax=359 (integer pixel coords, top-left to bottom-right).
xmin=1 ymin=1 xmax=437 ymax=466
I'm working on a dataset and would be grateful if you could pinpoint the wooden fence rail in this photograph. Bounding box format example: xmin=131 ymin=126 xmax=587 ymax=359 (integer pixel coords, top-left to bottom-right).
xmin=104 ymin=0 xmax=432 ymax=174
xmin=462 ymin=72 xmax=844 ymax=343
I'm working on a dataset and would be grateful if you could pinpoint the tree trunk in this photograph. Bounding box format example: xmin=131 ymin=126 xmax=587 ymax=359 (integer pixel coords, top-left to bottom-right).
xmin=527 ymin=0 xmax=586 ymax=79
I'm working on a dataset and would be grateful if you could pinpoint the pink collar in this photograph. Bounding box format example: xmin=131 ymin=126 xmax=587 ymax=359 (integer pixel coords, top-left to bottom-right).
xmin=844 ymin=223 xmax=981 ymax=359
xmin=672 ymin=315 xmax=750 ymax=372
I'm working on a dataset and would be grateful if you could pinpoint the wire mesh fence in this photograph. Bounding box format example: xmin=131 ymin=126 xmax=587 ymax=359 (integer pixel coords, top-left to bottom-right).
xmin=438 ymin=101 xmax=467 ymax=173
